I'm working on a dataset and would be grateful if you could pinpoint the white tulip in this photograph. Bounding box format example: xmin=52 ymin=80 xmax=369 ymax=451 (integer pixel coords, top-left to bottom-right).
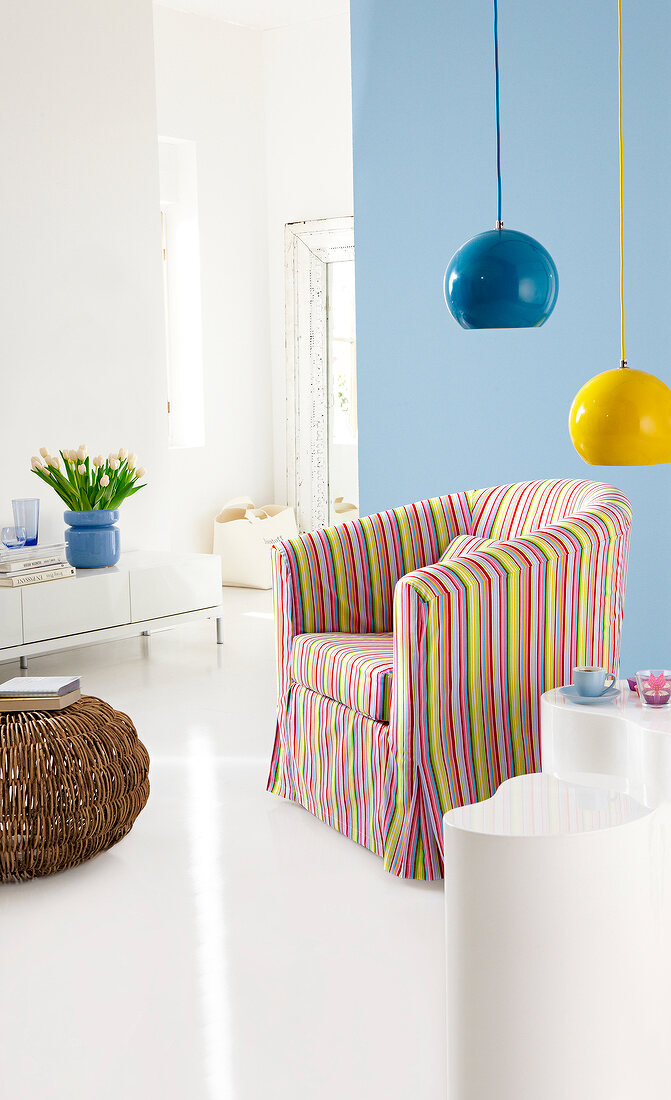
xmin=127 ymin=453 xmax=137 ymax=470
xmin=100 ymin=474 xmax=110 ymax=488
xmin=78 ymin=463 xmax=86 ymax=475
xmin=65 ymin=449 xmax=75 ymax=462
xmin=49 ymin=455 xmax=61 ymax=470
xmin=30 ymin=456 xmax=43 ymax=471
xmin=118 ymin=448 xmax=128 ymax=461
xmin=39 ymin=446 xmax=49 ymax=458
xmin=135 ymin=467 xmax=146 ymax=479
xmin=93 ymin=454 xmax=104 ymax=467
xmin=77 ymin=445 xmax=87 ymax=462
xmin=109 ymin=458 xmax=120 ymax=471
xmin=108 ymin=451 xmax=118 ymax=464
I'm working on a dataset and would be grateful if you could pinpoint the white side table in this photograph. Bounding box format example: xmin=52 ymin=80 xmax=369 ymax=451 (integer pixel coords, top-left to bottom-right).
xmin=541 ymin=681 xmax=671 ymax=807
xmin=444 ymin=773 xmax=668 ymax=1099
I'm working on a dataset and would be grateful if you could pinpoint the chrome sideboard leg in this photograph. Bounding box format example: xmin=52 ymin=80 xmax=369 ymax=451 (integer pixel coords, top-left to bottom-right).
xmin=19 ymin=656 xmax=28 ymax=670
xmin=216 ymin=617 xmax=224 ymax=645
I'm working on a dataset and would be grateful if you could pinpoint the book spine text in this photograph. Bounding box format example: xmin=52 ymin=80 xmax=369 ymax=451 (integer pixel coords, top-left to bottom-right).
xmin=0 ymin=566 xmax=75 ymax=587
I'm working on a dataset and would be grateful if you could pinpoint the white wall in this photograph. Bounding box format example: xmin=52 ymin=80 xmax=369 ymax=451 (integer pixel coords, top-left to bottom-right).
xmin=0 ymin=0 xmax=168 ymax=550
xmin=153 ymin=6 xmax=273 ymax=553
xmin=262 ymin=13 xmax=354 ymax=502
xmin=0 ymin=1 xmax=352 ymax=558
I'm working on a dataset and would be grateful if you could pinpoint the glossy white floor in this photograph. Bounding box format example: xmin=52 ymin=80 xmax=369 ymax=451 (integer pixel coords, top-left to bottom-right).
xmin=0 ymin=588 xmax=446 ymax=1100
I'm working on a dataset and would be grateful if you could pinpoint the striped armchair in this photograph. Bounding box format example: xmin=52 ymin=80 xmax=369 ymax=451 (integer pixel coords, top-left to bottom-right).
xmin=267 ymin=480 xmax=631 ymax=880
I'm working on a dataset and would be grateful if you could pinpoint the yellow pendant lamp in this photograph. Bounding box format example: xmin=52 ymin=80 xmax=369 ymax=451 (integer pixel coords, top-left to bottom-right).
xmin=569 ymin=0 xmax=671 ymax=466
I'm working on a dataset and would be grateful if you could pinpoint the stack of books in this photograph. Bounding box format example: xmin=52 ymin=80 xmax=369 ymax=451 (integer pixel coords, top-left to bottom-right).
xmin=0 ymin=543 xmax=74 ymax=587
xmin=0 ymin=676 xmax=81 ymax=712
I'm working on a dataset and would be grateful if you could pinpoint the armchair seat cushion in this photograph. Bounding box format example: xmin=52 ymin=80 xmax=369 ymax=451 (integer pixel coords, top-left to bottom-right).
xmin=439 ymin=534 xmax=489 ymax=562
xmin=291 ymin=632 xmax=394 ymax=722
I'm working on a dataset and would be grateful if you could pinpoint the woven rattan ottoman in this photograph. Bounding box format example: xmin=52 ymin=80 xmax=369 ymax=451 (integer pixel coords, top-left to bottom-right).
xmin=0 ymin=695 xmax=149 ymax=882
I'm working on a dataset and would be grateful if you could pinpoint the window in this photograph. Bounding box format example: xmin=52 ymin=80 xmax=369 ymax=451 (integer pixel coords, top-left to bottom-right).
xmin=158 ymin=138 xmax=205 ymax=449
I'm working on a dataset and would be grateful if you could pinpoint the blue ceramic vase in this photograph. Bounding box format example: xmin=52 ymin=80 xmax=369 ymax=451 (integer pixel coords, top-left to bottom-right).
xmin=64 ymin=510 xmax=120 ymax=568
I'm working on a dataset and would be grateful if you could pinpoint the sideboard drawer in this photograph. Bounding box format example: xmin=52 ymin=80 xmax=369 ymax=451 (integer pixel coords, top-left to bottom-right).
xmin=129 ymin=553 xmax=221 ymax=622
xmin=0 ymin=590 xmax=23 ymax=647
xmin=22 ymin=570 xmax=131 ymax=642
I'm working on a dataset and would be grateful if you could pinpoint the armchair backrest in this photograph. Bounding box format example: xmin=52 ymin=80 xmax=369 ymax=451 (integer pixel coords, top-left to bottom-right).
xmin=275 ymin=479 xmax=631 ymax=640
xmin=467 ymin=480 xmax=631 ymax=541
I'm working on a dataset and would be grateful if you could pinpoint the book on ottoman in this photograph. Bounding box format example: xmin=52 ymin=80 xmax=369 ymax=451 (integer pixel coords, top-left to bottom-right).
xmin=0 ymin=676 xmax=81 ymax=712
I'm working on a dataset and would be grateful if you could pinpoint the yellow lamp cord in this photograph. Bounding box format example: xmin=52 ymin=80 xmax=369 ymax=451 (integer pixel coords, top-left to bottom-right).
xmin=619 ymin=0 xmax=626 ymax=367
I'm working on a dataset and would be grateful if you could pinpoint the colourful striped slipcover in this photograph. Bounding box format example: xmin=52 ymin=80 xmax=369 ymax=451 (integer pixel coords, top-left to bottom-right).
xmin=267 ymin=480 xmax=631 ymax=880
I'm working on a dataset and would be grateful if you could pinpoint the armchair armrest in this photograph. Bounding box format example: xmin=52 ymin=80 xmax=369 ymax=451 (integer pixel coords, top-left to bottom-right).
xmin=269 ymin=492 xmax=470 ymax=737
xmin=384 ymin=516 xmax=630 ymax=879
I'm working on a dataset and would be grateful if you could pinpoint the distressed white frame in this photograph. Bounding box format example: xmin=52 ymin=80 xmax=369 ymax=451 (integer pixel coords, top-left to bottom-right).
xmin=285 ymin=216 xmax=355 ymax=533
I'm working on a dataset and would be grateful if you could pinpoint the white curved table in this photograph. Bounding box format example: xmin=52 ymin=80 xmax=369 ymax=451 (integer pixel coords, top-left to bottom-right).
xmin=444 ymin=772 xmax=669 ymax=1099
xmin=541 ymin=681 xmax=671 ymax=807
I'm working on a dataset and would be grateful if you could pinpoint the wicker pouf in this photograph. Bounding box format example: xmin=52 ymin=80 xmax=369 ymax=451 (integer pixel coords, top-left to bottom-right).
xmin=0 ymin=695 xmax=149 ymax=882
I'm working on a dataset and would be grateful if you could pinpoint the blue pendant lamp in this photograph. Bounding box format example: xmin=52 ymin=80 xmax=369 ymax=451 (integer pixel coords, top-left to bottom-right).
xmin=444 ymin=0 xmax=558 ymax=329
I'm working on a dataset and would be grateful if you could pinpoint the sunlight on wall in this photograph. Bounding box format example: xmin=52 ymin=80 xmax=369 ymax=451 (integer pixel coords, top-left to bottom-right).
xmin=159 ymin=138 xmax=206 ymax=450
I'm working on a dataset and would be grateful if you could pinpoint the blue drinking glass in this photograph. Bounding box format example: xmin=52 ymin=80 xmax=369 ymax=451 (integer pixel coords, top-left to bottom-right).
xmin=12 ymin=498 xmax=40 ymax=547
xmin=1 ymin=526 xmax=27 ymax=549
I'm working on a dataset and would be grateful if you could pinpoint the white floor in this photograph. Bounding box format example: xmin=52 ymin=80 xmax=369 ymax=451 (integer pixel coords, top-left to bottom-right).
xmin=0 ymin=588 xmax=446 ymax=1100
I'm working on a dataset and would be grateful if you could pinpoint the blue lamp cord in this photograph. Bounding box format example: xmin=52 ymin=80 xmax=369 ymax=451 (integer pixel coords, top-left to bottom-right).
xmin=494 ymin=0 xmax=502 ymax=227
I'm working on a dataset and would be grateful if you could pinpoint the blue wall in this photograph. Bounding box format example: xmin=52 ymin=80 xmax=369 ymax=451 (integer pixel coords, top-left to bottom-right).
xmin=350 ymin=0 xmax=671 ymax=672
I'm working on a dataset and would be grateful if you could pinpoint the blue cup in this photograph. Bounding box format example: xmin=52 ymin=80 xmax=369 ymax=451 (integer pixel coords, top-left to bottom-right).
xmin=573 ymin=666 xmax=616 ymax=698
xmin=12 ymin=498 xmax=39 ymax=547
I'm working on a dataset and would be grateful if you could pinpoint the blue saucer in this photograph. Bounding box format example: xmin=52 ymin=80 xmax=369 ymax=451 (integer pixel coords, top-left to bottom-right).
xmin=559 ymin=684 xmax=620 ymax=706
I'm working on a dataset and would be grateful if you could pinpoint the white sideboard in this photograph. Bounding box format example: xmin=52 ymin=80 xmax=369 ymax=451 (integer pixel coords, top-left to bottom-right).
xmin=0 ymin=551 xmax=223 ymax=668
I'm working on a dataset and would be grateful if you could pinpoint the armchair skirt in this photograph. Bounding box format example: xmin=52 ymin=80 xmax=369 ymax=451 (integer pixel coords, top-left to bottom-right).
xmin=267 ymin=480 xmax=631 ymax=880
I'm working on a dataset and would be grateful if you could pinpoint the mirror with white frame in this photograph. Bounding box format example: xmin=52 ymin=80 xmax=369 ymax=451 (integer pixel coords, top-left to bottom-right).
xmin=285 ymin=217 xmax=359 ymax=533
